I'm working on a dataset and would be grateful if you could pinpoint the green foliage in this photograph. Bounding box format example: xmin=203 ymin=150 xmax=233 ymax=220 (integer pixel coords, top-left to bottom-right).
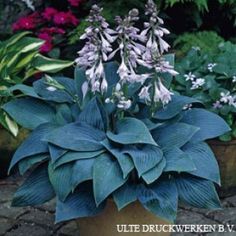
xmin=5 ymin=61 xmax=229 ymax=223
xmin=173 ymin=41 xmax=236 ymax=140
xmin=174 ymin=31 xmax=224 ymax=56
xmin=0 ymin=32 xmax=73 ymax=136
xmin=164 ymin=0 xmax=208 ymax=11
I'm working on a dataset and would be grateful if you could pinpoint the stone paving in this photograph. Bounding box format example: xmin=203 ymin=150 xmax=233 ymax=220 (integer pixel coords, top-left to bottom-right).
xmin=0 ymin=177 xmax=236 ymax=236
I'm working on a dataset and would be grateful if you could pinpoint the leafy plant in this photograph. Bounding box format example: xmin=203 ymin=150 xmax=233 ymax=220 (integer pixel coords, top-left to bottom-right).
xmin=4 ymin=61 xmax=229 ymax=223
xmin=0 ymin=32 xmax=73 ymax=136
xmin=174 ymin=31 xmax=224 ymax=57
xmin=4 ymin=1 xmax=229 ymax=226
xmin=173 ymin=41 xmax=236 ymax=141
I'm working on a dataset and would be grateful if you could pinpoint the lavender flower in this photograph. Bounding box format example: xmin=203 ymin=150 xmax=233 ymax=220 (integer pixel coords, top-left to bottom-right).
xmin=213 ymin=101 xmax=223 ymax=109
xmin=207 ymin=63 xmax=217 ymax=72
xmin=153 ymin=80 xmax=173 ymax=105
xmin=76 ymin=5 xmax=117 ymax=95
xmin=138 ymin=85 xmax=151 ymax=102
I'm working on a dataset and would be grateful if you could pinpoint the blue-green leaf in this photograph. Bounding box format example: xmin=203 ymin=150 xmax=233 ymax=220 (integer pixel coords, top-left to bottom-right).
xmin=33 ymin=76 xmax=76 ymax=103
xmin=12 ymin=163 xmax=55 ymax=207
xmin=113 ymin=183 xmax=137 ymax=210
xmin=9 ymin=84 xmax=40 ymax=98
xmin=48 ymin=162 xmax=73 ymax=201
xmin=107 ymin=118 xmax=157 ymax=146
xmin=93 ymin=153 xmax=127 ymax=206
xmin=18 ymin=154 xmax=48 ymax=175
xmin=141 ymin=158 xmax=166 ymax=184
xmin=181 ymin=108 xmax=231 ymax=142
xmin=53 ymin=150 xmax=104 ymax=168
xmin=3 ymin=98 xmax=56 ymax=130
xmin=71 ymin=158 xmax=96 ymax=190
xmin=152 ymin=122 xmax=199 ymax=151
xmin=182 ymin=142 xmax=220 ymax=185
xmin=175 ymin=175 xmax=221 ymax=209
xmin=44 ymin=122 xmax=106 ymax=151
xmin=49 ymin=144 xmax=67 ymax=163
xmin=78 ymin=97 xmax=108 ymax=131
xmin=138 ymin=179 xmax=178 ymax=223
xmin=9 ymin=123 xmax=57 ymax=171
xmin=56 ymin=183 xmax=105 ymax=223
xmin=101 ymin=139 xmax=134 ymax=179
xmin=123 ymin=145 xmax=163 ymax=177
xmin=154 ymin=95 xmax=202 ymax=120
xmin=164 ymin=147 xmax=196 ymax=172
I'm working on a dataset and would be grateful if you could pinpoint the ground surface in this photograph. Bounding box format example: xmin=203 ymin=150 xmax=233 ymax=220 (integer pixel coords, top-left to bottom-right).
xmin=0 ymin=177 xmax=236 ymax=236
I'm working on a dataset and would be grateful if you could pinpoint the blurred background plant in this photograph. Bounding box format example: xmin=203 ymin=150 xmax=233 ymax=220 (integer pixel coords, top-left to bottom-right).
xmin=173 ymin=41 xmax=236 ymax=141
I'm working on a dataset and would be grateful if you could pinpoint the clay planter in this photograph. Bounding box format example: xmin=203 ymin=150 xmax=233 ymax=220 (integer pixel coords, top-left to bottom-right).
xmin=208 ymin=140 xmax=236 ymax=197
xmin=76 ymin=200 xmax=171 ymax=236
xmin=0 ymin=128 xmax=28 ymax=178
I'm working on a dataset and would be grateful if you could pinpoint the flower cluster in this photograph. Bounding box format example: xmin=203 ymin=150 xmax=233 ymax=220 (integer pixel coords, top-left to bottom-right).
xmin=12 ymin=5 xmax=81 ymax=54
xmin=184 ymin=72 xmax=205 ymax=90
xmin=76 ymin=0 xmax=177 ymax=109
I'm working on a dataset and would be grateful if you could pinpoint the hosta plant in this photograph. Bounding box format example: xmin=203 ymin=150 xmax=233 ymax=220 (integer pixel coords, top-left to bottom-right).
xmin=0 ymin=32 xmax=73 ymax=136
xmin=4 ymin=1 xmax=230 ymax=224
xmin=173 ymin=41 xmax=236 ymax=141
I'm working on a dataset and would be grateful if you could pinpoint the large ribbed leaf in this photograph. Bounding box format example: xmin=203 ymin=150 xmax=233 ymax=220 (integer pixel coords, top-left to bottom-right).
xmin=181 ymin=108 xmax=230 ymax=142
xmin=101 ymin=139 xmax=134 ymax=179
xmin=9 ymin=123 xmax=57 ymax=171
xmin=33 ymin=76 xmax=76 ymax=103
xmin=44 ymin=122 xmax=106 ymax=151
xmin=48 ymin=162 xmax=73 ymax=201
xmin=182 ymin=142 xmax=220 ymax=185
xmin=123 ymin=145 xmax=163 ymax=177
xmin=107 ymin=118 xmax=157 ymax=146
xmin=56 ymin=183 xmax=105 ymax=223
xmin=154 ymin=95 xmax=201 ymax=120
xmin=3 ymin=98 xmax=56 ymax=130
xmin=71 ymin=158 xmax=96 ymax=190
xmin=138 ymin=179 xmax=178 ymax=223
xmin=12 ymin=163 xmax=55 ymax=206
xmin=49 ymin=144 xmax=67 ymax=163
xmin=18 ymin=154 xmax=48 ymax=175
xmin=53 ymin=150 xmax=104 ymax=168
xmin=142 ymin=158 xmax=166 ymax=184
xmin=164 ymin=147 xmax=196 ymax=173
xmin=93 ymin=153 xmax=127 ymax=206
xmin=113 ymin=183 xmax=137 ymax=210
xmin=175 ymin=175 xmax=221 ymax=209
xmin=152 ymin=123 xmax=199 ymax=151
xmin=78 ymin=97 xmax=108 ymax=131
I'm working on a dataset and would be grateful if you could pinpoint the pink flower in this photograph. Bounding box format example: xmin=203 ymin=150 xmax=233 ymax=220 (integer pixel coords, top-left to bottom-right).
xmin=53 ymin=11 xmax=79 ymax=26
xmin=12 ymin=16 xmax=36 ymax=31
xmin=40 ymin=41 xmax=53 ymax=53
xmin=38 ymin=32 xmax=53 ymax=53
xmin=40 ymin=27 xmax=65 ymax=35
xmin=68 ymin=0 xmax=81 ymax=7
xmin=42 ymin=7 xmax=58 ymax=21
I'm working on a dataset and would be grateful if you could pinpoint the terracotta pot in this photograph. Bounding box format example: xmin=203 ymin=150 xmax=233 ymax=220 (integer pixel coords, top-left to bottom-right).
xmin=208 ymin=139 xmax=236 ymax=197
xmin=0 ymin=128 xmax=28 ymax=178
xmin=76 ymin=200 xmax=171 ymax=236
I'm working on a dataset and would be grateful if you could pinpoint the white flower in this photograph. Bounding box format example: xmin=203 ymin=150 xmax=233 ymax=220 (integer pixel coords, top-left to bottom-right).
xmin=91 ymin=80 xmax=100 ymax=93
xmin=81 ymin=81 xmax=89 ymax=99
xmin=139 ymin=85 xmax=151 ymax=102
xmin=220 ymin=92 xmax=231 ymax=103
xmin=207 ymin=63 xmax=217 ymax=72
xmin=158 ymin=80 xmax=173 ymax=105
xmin=21 ymin=0 xmax=35 ymax=11
xmin=46 ymin=86 xmax=57 ymax=92
xmin=232 ymin=76 xmax=236 ymax=83
xmin=117 ymin=99 xmax=132 ymax=110
xmin=192 ymin=46 xmax=200 ymax=51
xmin=191 ymin=78 xmax=205 ymax=90
xmin=100 ymin=77 xmax=108 ymax=94
xmin=184 ymin=72 xmax=196 ymax=81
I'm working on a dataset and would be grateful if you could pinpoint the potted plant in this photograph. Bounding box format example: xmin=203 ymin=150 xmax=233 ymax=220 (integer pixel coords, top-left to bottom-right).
xmin=173 ymin=42 xmax=236 ymax=196
xmin=0 ymin=32 xmax=73 ymax=177
xmin=4 ymin=1 xmax=230 ymax=235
